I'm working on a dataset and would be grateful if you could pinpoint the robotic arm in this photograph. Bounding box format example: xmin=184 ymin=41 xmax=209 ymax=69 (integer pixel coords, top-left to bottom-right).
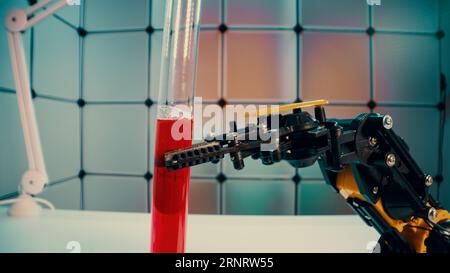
xmin=163 ymin=100 xmax=450 ymax=253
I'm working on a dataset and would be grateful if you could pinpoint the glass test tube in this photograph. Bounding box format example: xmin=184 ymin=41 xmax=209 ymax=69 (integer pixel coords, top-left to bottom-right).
xmin=151 ymin=0 xmax=202 ymax=253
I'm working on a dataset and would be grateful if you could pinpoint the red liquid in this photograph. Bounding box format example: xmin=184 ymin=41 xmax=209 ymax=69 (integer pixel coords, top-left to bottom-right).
xmin=151 ymin=118 xmax=192 ymax=253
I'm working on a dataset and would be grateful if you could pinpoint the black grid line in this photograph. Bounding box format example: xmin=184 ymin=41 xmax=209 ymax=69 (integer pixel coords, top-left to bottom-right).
xmin=87 ymin=28 xmax=149 ymax=35
xmin=436 ymin=0 xmax=446 ymax=199
xmin=218 ymin=0 xmax=226 ymax=215
xmin=368 ymin=5 xmax=375 ymax=110
xmin=146 ymin=0 xmax=153 ymax=213
xmin=84 ymin=100 xmax=146 ymax=105
xmin=53 ymin=13 xmax=78 ymax=30
xmin=0 ymin=87 xmax=15 ymax=94
xmin=0 ymin=0 xmax=446 ymax=214
xmin=79 ymin=0 xmax=86 ymax=210
xmin=293 ymin=168 xmax=300 ymax=216
xmin=0 ymin=174 xmax=79 ymax=201
xmin=35 ymin=94 xmax=78 ymax=104
xmin=294 ymin=0 xmax=301 ymax=216
xmin=85 ymin=172 xmax=145 ymax=178
xmin=295 ymin=0 xmax=301 ymax=101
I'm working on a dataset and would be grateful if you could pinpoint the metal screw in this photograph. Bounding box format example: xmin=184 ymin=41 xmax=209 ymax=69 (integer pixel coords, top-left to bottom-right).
xmin=368 ymin=137 xmax=378 ymax=147
xmin=383 ymin=115 xmax=393 ymax=129
xmin=385 ymin=153 xmax=396 ymax=167
xmin=286 ymin=150 xmax=292 ymax=154
xmin=428 ymin=207 xmax=437 ymax=222
xmin=425 ymin=175 xmax=433 ymax=187
xmin=372 ymin=186 xmax=379 ymax=195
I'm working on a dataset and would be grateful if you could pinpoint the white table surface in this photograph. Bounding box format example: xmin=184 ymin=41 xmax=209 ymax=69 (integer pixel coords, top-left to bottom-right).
xmin=0 ymin=206 xmax=379 ymax=253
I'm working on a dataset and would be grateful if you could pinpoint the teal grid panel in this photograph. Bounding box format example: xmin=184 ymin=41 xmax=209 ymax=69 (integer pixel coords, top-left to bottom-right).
xmin=1 ymin=0 xmax=449 ymax=214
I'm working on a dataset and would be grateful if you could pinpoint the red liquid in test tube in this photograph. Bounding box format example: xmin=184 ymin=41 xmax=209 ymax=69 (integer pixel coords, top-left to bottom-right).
xmin=151 ymin=117 xmax=193 ymax=253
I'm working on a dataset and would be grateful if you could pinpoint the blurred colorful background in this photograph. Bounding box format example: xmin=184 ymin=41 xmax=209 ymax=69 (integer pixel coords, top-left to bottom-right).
xmin=1 ymin=0 xmax=449 ymax=215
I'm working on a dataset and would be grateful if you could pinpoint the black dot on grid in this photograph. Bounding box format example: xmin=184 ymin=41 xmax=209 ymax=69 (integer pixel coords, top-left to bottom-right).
xmin=144 ymin=172 xmax=153 ymax=181
xmin=367 ymin=100 xmax=377 ymax=110
xmin=437 ymin=101 xmax=445 ymax=111
xmin=217 ymin=98 xmax=227 ymax=108
xmin=293 ymin=24 xmax=303 ymax=34
xmin=441 ymin=73 xmax=447 ymax=91
xmin=216 ymin=173 xmax=227 ymax=184
xmin=145 ymin=98 xmax=154 ymax=108
xmin=292 ymin=174 xmax=301 ymax=184
xmin=146 ymin=25 xmax=155 ymax=35
xmin=77 ymin=98 xmax=86 ymax=108
xmin=78 ymin=169 xmax=86 ymax=179
xmin=31 ymin=89 xmax=37 ymax=99
xmin=218 ymin=24 xmax=228 ymax=33
xmin=366 ymin=27 xmax=375 ymax=36
xmin=436 ymin=30 xmax=445 ymax=39
xmin=77 ymin=27 xmax=88 ymax=37
xmin=435 ymin=174 xmax=443 ymax=184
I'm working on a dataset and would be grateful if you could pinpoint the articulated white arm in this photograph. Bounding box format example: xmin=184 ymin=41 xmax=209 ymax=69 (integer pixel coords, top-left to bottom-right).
xmin=4 ymin=0 xmax=67 ymax=200
xmin=7 ymin=31 xmax=48 ymax=195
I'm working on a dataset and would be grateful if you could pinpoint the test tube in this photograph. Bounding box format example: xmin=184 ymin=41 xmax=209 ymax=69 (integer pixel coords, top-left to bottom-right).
xmin=151 ymin=0 xmax=202 ymax=253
